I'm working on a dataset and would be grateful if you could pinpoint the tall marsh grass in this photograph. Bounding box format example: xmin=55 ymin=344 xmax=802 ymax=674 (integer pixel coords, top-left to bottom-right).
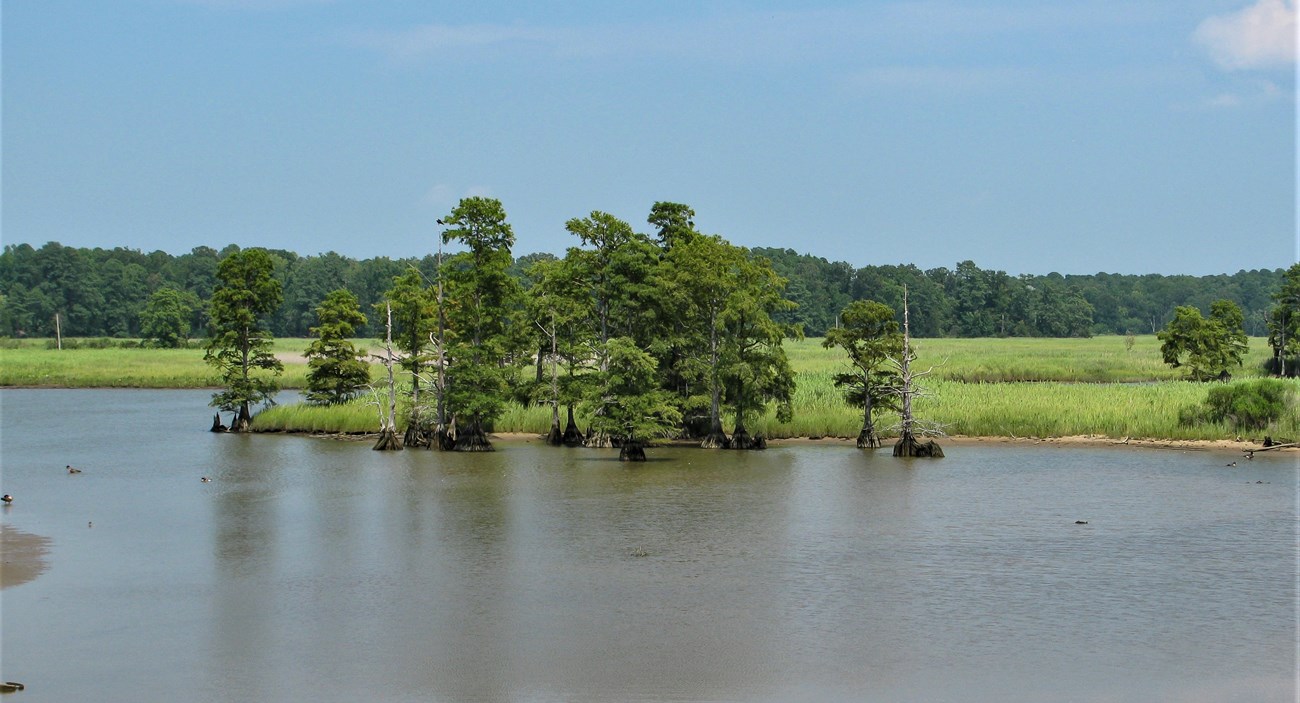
xmin=8 ymin=335 xmax=1295 ymax=441
xmin=0 ymin=338 xmax=383 ymax=388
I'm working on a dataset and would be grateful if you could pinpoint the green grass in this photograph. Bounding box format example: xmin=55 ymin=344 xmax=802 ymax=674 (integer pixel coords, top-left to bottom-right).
xmin=786 ymin=335 xmax=1273 ymax=383
xmin=0 ymin=337 xmax=383 ymax=388
xmin=252 ymin=397 xmax=384 ymax=434
xmin=7 ymin=335 xmax=1296 ymax=441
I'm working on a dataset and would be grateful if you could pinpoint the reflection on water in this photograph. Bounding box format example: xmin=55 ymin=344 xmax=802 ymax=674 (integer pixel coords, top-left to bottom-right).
xmin=1 ymin=390 xmax=1295 ymax=702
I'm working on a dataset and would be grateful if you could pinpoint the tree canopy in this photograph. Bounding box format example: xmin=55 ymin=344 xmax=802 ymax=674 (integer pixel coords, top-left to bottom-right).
xmin=204 ymin=248 xmax=284 ymax=430
xmin=1158 ymin=300 xmax=1248 ymax=381
xmin=304 ymin=288 xmax=369 ymax=405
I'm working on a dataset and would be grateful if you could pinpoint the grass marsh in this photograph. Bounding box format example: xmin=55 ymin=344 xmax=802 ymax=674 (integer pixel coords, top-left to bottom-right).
xmin=5 ymin=335 xmax=1295 ymax=441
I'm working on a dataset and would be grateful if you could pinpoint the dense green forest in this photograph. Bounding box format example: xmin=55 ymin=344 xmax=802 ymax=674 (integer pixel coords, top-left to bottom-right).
xmin=0 ymin=239 xmax=1285 ymax=340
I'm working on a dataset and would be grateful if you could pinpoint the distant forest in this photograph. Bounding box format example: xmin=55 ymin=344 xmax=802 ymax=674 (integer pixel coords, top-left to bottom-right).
xmin=0 ymin=240 xmax=1284 ymax=340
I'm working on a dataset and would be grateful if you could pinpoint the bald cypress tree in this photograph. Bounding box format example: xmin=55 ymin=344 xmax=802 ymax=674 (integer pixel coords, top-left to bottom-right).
xmin=205 ymin=248 xmax=283 ymax=432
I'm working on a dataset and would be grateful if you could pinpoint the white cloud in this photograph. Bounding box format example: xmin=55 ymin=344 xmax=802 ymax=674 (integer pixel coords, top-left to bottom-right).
xmin=1193 ymin=0 xmax=1297 ymax=70
xmin=351 ymin=23 xmax=575 ymax=62
xmin=347 ymin=4 xmax=1157 ymax=68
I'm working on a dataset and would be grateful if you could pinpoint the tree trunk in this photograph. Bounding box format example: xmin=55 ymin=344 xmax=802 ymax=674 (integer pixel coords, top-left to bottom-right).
xmin=728 ymin=421 xmax=765 ymax=450
xmin=373 ymin=301 xmax=404 ymax=451
xmin=702 ymin=310 xmax=728 ymax=449
xmin=858 ymin=394 xmax=880 ymax=448
xmin=562 ymin=405 xmax=584 ymax=446
xmin=544 ymin=413 xmax=563 ymax=446
xmin=453 ymin=418 xmax=494 ymax=452
xmin=230 ymin=403 xmax=252 ymax=433
xmin=619 ymin=441 xmax=647 ymax=462
xmin=403 ymin=425 xmax=429 ymax=448
xmin=431 ymin=416 xmax=456 ymax=451
xmin=700 ymin=420 xmax=729 ymax=448
xmin=892 ymin=432 xmax=944 ymax=457
xmin=210 ymin=413 xmax=228 ymax=432
xmin=373 ymin=428 xmax=403 ymax=451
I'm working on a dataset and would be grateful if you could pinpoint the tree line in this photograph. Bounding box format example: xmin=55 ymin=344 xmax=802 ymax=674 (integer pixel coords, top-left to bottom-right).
xmin=204 ymin=200 xmax=805 ymax=458
xmin=0 ymin=237 xmax=1287 ymax=341
xmin=197 ymin=198 xmax=1300 ymax=459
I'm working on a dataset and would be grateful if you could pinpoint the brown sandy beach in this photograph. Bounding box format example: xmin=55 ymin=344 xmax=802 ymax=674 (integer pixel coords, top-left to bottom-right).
xmin=0 ymin=525 xmax=51 ymax=590
xmin=486 ymin=432 xmax=1296 ymax=454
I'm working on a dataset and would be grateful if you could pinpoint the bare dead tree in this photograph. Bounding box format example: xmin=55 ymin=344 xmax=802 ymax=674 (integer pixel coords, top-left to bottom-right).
xmin=370 ymin=301 xmax=403 ymax=451
xmin=537 ymin=312 xmax=563 ymax=445
xmin=885 ymin=286 xmax=946 ymax=458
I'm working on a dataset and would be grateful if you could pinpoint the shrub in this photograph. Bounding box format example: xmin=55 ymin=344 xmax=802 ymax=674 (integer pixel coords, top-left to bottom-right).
xmin=1198 ymin=379 xmax=1294 ymax=431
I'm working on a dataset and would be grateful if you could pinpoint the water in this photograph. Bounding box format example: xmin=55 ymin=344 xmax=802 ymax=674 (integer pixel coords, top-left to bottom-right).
xmin=0 ymin=389 xmax=1295 ymax=702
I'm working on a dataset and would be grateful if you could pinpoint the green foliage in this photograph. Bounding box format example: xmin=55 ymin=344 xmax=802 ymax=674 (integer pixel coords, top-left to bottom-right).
xmin=204 ymin=248 xmax=284 ymax=422
xmin=1266 ymin=263 xmax=1300 ymax=376
xmin=647 ymin=201 xmax=697 ymax=249
xmin=439 ymin=197 xmax=526 ymax=435
xmin=583 ymin=337 xmax=681 ymax=442
xmin=381 ymin=268 xmax=437 ymax=382
xmin=1158 ymin=300 xmax=1248 ymax=381
xmin=1181 ymin=379 xmax=1294 ymax=431
xmin=140 ymin=287 xmax=200 ymax=348
xmin=719 ymin=251 xmax=799 ymax=430
xmin=823 ymin=300 xmax=903 ymax=435
xmin=305 ymin=289 xmax=369 ymax=405
xmin=1 ymin=240 xmax=1289 ymax=341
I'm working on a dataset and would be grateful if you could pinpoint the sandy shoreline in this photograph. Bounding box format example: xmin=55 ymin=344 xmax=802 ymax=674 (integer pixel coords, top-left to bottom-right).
xmin=0 ymin=525 xmax=51 ymax=590
xmin=429 ymin=432 xmax=1296 ymax=454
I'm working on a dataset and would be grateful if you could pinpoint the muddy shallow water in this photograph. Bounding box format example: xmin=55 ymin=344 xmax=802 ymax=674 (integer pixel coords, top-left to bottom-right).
xmin=1 ymin=390 xmax=1295 ymax=702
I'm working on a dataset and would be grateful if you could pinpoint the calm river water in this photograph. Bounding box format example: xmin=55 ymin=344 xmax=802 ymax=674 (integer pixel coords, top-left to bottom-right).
xmin=0 ymin=389 xmax=1295 ymax=702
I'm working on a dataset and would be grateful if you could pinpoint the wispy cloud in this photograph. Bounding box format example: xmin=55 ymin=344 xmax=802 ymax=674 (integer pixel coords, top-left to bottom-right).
xmin=1193 ymin=78 xmax=1287 ymax=110
xmin=1193 ymin=0 xmax=1296 ymax=71
xmin=351 ymin=23 xmax=575 ymax=63
xmin=346 ymin=3 xmax=1157 ymax=68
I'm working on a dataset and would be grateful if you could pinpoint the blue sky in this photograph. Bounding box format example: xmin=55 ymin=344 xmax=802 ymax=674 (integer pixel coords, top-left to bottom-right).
xmin=3 ymin=0 xmax=1295 ymax=275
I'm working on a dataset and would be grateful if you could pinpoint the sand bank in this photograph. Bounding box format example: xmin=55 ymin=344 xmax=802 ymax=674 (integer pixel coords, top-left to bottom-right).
xmin=1 ymin=524 xmax=51 ymax=590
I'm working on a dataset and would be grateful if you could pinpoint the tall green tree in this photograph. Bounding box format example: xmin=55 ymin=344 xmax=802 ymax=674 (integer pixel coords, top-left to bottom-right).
xmin=583 ymin=337 xmax=682 ymax=461
xmin=564 ymin=210 xmax=661 ymax=445
xmin=1267 ymin=263 xmax=1300 ymax=377
xmin=1158 ymin=300 xmax=1248 ymax=381
xmin=304 ymin=289 xmax=370 ymax=405
xmin=657 ymin=233 xmax=747 ymax=447
xmin=526 ymin=256 xmax=594 ymax=446
xmin=718 ymin=252 xmax=799 ymax=449
xmin=823 ymin=300 xmax=903 ymax=448
xmin=648 ymin=201 xmax=697 ymax=250
xmin=439 ymin=197 xmax=525 ymax=451
xmin=141 ymin=286 xmax=200 ymax=348
xmin=205 ymin=248 xmax=284 ymax=431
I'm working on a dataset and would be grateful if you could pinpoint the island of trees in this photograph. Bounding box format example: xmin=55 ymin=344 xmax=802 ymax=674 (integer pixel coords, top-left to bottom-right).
xmin=4 ymin=199 xmax=1298 ymax=456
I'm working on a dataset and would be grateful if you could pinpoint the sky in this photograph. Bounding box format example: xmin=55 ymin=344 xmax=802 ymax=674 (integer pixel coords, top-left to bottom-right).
xmin=2 ymin=0 xmax=1296 ymax=276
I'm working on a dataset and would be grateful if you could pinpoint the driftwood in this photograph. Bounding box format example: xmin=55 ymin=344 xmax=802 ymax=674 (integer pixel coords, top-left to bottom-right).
xmin=1245 ymin=440 xmax=1298 ymax=459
